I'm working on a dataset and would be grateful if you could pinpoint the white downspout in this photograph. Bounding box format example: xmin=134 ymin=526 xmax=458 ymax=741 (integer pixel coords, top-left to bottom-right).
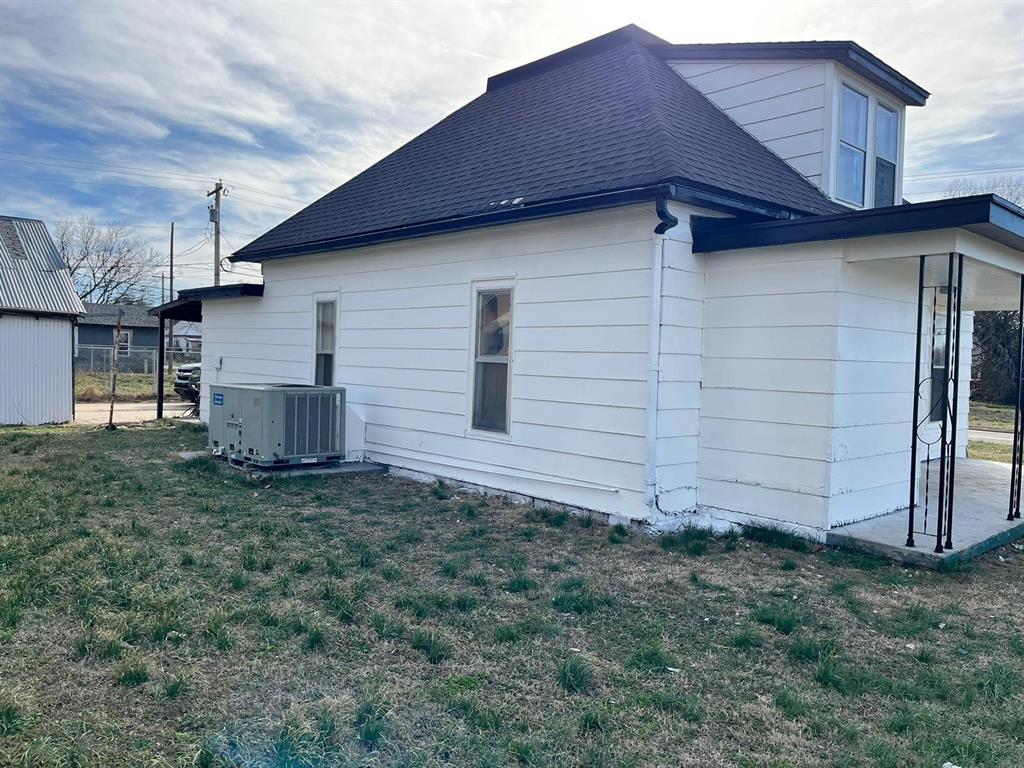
xmin=646 ymin=230 xmax=666 ymax=510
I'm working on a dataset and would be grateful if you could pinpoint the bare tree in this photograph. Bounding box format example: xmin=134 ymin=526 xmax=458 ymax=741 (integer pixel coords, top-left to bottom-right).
xmin=942 ymin=175 xmax=1024 ymax=206
xmin=56 ymin=217 xmax=159 ymax=304
xmin=943 ymin=176 xmax=1024 ymax=404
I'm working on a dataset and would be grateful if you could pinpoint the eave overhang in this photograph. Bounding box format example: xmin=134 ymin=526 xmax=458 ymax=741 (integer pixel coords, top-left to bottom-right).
xmin=231 ymin=182 xmax=816 ymax=264
xmin=149 ymin=283 xmax=264 ymax=322
xmin=654 ymin=41 xmax=929 ymax=107
xmin=692 ymin=195 xmax=1024 ymax=254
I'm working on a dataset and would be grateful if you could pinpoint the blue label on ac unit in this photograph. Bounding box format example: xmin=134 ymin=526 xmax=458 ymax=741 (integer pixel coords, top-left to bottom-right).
xmin=212 ymin=393 xmax=224 ymax=406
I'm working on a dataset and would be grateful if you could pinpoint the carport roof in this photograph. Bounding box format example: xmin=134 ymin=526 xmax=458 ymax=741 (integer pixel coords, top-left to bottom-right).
xmin=149 ymin=283 xmax=264 ymax=322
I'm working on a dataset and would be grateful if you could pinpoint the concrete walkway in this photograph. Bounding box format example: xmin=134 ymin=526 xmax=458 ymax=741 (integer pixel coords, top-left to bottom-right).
xmin=969 ymin=428 xmax=1014 ymax=445
xmin=75 ymin=401 xmax=194 ymax=425
xmin=827 ymin=458 xmax=1024 ymax=567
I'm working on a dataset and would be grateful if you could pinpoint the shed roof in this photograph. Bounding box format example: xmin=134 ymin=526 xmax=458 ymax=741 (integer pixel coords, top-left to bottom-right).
xmin=0 ymin=215 xmax=85 ymax=317
xmin=80 ymin=302 xmax=159 ymax=328
xmin=233 ymin=25 xmax=845 ymax=263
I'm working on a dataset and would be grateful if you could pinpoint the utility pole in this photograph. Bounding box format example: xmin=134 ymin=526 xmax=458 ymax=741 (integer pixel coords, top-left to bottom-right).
xmin=167 ymin=222 xmax=174 ymax=377
xmin=207 ymin=180 xmax=223 ymax=286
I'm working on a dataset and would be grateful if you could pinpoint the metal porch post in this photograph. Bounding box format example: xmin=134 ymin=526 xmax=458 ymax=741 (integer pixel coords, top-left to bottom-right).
xmin=157 ymin=313 xmax=165 ymax=420
xmin=944 ymin=254 xmax=964 ymax=550
xmin=907 ymin=255 xmax=926 ymax=548
xmin=1012 ymin=275 xmax=1024 ymax=521
xmin=934 ymin=253 xmax=955 ymax=554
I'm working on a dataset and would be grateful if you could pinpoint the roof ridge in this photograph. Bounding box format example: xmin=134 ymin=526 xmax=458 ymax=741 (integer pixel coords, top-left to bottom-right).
xmin=621 ymin=43 xmax=679 ymax=184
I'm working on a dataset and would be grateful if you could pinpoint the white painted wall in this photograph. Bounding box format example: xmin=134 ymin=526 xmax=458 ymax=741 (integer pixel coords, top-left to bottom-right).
xmin=830 ymin=260 xmax=973 ymax=527
xmin=201 ymin=206 xmax=672 ymax=520
xmin=668 ymin=59 xmax=907 ymax=208
xmin=0 ymin=313 xmax=74 ymax=425
xmin=668 ymin=60 xmax=831 ymax=192
xmin=653 ymin=205 xmax=707 ymax=513
xmin=699 ymin=241 xmax=844 ymax=530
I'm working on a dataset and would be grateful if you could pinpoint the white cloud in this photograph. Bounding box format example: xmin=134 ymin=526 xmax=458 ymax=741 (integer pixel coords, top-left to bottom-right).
xmin=0 ymin=0 xmax=1020 ymax=270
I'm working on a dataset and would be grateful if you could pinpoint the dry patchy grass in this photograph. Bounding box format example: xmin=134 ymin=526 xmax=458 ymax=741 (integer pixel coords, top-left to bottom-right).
xmin=970 ymin=402 xmax=1016 ymax=434
xmin=75 ymin=373 xmax=175 ymax=403
xmin=0 ymin=424 xmax=1022 ymax=767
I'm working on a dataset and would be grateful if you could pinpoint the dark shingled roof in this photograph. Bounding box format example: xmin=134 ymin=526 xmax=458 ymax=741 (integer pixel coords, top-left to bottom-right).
xmin=81 ymin=302 xmax=159 ymax=328
xmin=234 ymin=26 xmax=844 ymax=262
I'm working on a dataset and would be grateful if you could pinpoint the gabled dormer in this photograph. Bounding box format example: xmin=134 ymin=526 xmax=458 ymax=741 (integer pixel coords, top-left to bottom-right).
xmin=655 ymin=42 xmax=929 ymax=210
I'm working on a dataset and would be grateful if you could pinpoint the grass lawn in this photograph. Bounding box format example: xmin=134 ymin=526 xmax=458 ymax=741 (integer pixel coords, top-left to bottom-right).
xmin=75 ymin=373 xmax=175 ymax=403
xmin=1 ymin=424 xmax=1023 ymax=767
xmin=970 ymin=402 xmax=1016 ymax=433
xmin=970 ymin=440 xmax=1014 ymax=464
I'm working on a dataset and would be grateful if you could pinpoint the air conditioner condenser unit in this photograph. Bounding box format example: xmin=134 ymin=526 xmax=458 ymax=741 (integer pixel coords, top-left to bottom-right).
xmin=208 ymin=383 xmax=346 ymax=467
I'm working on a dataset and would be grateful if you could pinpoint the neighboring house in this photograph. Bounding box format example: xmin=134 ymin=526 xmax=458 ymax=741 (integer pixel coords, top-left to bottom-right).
xmin=194 ymin=26 xmax=1024 ymax=545
xmin=172 ymin=321 xmax=202 ymax=352
xmin=0 ymin=215 xmax=85 ymax=425
xmin=79 ymin=302 xmax=159 ymax=352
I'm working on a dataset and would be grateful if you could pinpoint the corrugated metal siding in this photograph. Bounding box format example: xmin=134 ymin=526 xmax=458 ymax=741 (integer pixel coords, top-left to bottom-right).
xmin=0 ymin=314 xmax=74 ymax=424
xmin=0 ymin=216 xmax=85 ymax=316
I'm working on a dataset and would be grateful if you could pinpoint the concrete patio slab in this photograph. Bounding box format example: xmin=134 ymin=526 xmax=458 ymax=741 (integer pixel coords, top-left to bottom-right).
xmin=827 ymin=459 xmax=1024 ymax=567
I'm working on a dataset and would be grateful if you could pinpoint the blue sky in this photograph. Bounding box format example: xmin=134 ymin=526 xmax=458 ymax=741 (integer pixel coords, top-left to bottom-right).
xmin=1 ymin=0 xmax=1021 ymax=301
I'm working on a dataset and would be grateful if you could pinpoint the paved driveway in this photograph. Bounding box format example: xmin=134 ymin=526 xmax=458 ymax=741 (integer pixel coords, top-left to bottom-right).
xmin=75 ymin=401 xmax=195 ymax=425
xmin=969 ymin=429 xmax=1013 ymax=445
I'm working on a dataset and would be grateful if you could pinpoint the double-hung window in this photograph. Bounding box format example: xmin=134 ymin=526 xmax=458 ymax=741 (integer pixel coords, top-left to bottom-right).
xmin=837 ymin=84 xmax=869 ymax=206
xmin=472 ymin=288 xmax=512 ymax=433
xmin=874 ymin=103 xmax=899 ymax=207
xmin=314 ymin=299 xmax=336 ymax=386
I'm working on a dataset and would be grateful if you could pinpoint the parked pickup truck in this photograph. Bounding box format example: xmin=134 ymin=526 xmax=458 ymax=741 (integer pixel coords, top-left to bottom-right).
xmin=173 ymin=363 xmax=201 ymax=403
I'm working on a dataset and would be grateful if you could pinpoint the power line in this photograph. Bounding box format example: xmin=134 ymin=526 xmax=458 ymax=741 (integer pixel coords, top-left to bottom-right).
xmin=0 ymin=150 xmax=312 ymax=205
xmin=227 ymin=193 xmax=297 ymax=212
xmin=0 ymin=174 xmax=205 ymax=194
xmin=904 ymin=165 xmax=1024 ymax=181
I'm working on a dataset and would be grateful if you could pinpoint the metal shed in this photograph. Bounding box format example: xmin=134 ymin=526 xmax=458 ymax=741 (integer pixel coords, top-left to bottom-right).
xmin=0 ymin=215 xmax=85 ymax=425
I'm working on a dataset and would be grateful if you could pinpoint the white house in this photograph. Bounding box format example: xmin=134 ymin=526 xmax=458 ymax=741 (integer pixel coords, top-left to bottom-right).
xmin=0 ymin=215 xmax=85 ymax=425
xmin=189 ymin=26 xmax=1024 ymax=552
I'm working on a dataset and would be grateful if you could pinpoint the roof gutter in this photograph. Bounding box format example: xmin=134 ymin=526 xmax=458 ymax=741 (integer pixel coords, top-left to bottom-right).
xmin=233 ymin=182 xmax=806 ymax=263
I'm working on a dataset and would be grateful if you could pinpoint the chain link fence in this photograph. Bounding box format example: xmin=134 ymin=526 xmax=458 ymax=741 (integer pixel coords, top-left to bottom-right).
xmin=74 ymin=345 xmax=200 ymax=376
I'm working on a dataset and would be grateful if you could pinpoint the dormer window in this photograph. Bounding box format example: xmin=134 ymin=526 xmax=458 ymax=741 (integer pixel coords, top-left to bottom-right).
xmin=875 ymin=104 xmax=899 ymax=207
xmin=838 ymin=84 xmax=869 ymax=206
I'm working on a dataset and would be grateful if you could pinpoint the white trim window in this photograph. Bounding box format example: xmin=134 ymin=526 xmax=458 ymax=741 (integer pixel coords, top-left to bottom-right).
xmin=874 ymin=102 xmax=899 ymax=207
xmin=837 ymin=84 xmax=869 ymax=206
xmin=314 ymin=299 xmax=336 ymax=386
xmin=471 ymin=287 xmax=512 ymax=433
xmin=116 ymin=329 xmax=131 ymax=356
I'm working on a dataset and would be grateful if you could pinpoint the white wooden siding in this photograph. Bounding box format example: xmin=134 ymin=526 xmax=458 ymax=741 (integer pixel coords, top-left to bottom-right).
xmin=829 ymin=260 xmax=973 ymax=526
xmin=700 ymin=242 xmax=844 ymax=530
xmin=654 ymin=206 xmax=706 ymax=511
xmin=669 ymin=60 xmax=830 ymax=191
xmin=0 ymin=313 xmax=73 ymax=425
xmin=201 ymin=206 xmax=667 ymax=519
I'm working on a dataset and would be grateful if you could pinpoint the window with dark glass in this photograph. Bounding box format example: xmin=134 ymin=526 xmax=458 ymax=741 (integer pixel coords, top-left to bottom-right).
xmin=929 ymin=314 xmax=947 ymax=422
xmin=874 ymin=103 xmax=899 ymax=207
xmin=116 ymin=329 xmax=131 ymax=356
xmin=838 ymin=85 xmax=868 ymax=206
xmin=314 ymin=300 xmax=336 ymax=386
xmin=472 ymin=289 xmax=511 ymax=433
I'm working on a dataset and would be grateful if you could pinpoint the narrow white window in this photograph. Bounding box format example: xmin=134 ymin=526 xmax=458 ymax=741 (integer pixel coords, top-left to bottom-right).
xmin=472 ymin=289 xmax=512 ymax=433
xmin=837 ymin=84 xmax=869 ymax=206
xmin=116 ymin=329 xmax=131 ymax=356
xmin=314 ymin=299 xmax=336 ymax=386
xmin=874 ymin=103 xmax=899 ymax=207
